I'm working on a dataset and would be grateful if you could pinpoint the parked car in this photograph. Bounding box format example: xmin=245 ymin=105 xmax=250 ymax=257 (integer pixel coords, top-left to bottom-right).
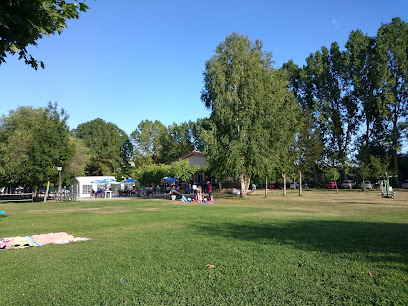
xmin=269 ymin=183 xmax=283 ymax=189
xmin=362 ymin=181 xmax=373 ymax=189
xmin=325 ymin=181 xmax=337 ymax=189
xmin=402 ymin=180 xmax=408 ymax=189
xmin=290 ymin=182 xmax=300 ymax=189
xmin=340 ymin=180 xmax=355 ymax=189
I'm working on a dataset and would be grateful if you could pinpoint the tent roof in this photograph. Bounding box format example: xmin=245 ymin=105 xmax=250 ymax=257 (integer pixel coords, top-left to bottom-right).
xmin=71 ymin=176 xmax=116 ymax=185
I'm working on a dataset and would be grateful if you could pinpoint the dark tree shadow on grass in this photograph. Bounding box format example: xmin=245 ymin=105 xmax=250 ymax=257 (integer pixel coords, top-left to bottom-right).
xmin=192 ymin=220 xmax=408 ymax=268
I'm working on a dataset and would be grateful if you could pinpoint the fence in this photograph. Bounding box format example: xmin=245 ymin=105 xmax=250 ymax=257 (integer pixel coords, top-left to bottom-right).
xmin=0 ymin=193 xmax=33 ymax=203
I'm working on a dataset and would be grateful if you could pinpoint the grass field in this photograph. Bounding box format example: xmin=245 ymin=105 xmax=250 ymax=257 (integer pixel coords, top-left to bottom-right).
xmin=1 ymin=190 xmax=407 ymax=305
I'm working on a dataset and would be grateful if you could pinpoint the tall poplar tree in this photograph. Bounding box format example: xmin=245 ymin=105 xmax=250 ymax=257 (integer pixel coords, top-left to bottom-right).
xmin=201 ymin=33 xmax=297 ymax=197
xmin=376 ymin=17 xmax=408 ymax=180
xmin=303 ymin=43 xmax=359 ymax=176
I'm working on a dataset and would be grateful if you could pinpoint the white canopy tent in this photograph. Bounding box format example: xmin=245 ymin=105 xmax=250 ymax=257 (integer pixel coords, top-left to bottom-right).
xmin=70 ymin=176 xmax=116 ymax=198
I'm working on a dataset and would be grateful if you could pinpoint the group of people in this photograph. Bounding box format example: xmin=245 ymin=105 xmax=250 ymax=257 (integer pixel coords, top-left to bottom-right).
xmin=186 ymin=181 xmax=213 ymax=203
xmin=91 ymin=187 xmax=108 ymax=198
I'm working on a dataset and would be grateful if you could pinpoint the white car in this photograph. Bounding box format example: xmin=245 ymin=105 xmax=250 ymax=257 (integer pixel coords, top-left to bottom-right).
xmin=363 ymin=181 xmax=373 ymax=189
xmin=341 ymin=180 xmax=355 ymax=189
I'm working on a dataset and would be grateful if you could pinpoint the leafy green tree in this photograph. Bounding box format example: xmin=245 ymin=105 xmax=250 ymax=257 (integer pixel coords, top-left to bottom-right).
xmin=169 ymin=160 xmax=200 ymax=182
xmin=0 ymin=103 xmax=74 ymax=191
xmin=65 ymin=135 xmax=90 ymax=179
xmin=133 ymin=163 xmax=169 ymax=187
xmin=158 ymin=122 xmax=195 ymax=164
xmin=0 ymin=0 xmax=89 ymax=69
xmin=201 ymin=33 xmax=298 ymax=197
xmin=73 ymin=118 xmax=133 ymax=176
xmin=282 ymin=61 xmax=324 ymax=185
xmin=131 ymin=120 xmax=166 ymax=166
xmin=344 ymin=30 xmax=387 ymax=165
xmin=376 ymin=17 xmax=408 ymax=182
xmin=303 ymin=43 xmax=360 ymax=177
xmin=188 ymin=119 xmax=208 ymax=152
xmin=325 ymin=167 xmax=340 ymax=193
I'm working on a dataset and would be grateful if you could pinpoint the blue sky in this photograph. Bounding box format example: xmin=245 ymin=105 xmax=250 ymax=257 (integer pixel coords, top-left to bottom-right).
xmin=1 ymin=0 xmax=408 ymax=147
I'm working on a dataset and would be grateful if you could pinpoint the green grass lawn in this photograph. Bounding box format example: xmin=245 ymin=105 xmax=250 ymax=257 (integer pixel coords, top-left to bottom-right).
xmin=1 ymin=190 xmax=407 ymax=305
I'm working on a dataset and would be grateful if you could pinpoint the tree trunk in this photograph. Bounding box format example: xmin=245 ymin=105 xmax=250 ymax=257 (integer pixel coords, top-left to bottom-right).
xmin=44 ymin=180 xmax=50 ymax=202
xmin=282 ymin=172 xmax=286 ymax=196
xmin=240 ymin=174 xmax=250 ymax=198
xmin=313 ymin=165 xmax=319 ymax=187
xmin=265 ymin=176 xmax=268 ymax=198
xmin=299 ymin=171 xmax=303 ymax=196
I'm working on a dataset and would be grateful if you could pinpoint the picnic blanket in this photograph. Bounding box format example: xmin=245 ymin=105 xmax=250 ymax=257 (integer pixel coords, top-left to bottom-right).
xmin=0 ymin=232 xmax=92 ymax=250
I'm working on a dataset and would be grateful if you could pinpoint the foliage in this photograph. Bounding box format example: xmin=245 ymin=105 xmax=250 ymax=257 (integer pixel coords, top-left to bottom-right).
xmin=157 ymin=122 xmax=195 ymax=164
xmin=376 ymin=17 xmax=408 ymax=179
xmin=131 ymin=119 xmax=206 ymax=166
xmin=344 ymin=30 xmax=385 ymax=164
xmin=133 ymin=163 xmax=169 ymax=186
xmin=73 ymin=118 xmax=133 ymax=177
xmin=169 ymin=160 xmax=201 ymax=182
xmin=0 ymin=102 xmax=74 ymax=190
xmin=201 ymin=33 xmax=297 ymax=197
xmin=325 ymin=167 xmax=340 ymax=182
xmin=130 ymin=120 xmax=166 ymax=166
xmin=303 ymin=43 xmax=359 ymax=172
xmin=0 ymin=0 xmax=89 ymax=69
xmin=133 ymin=159 xmax=200 ymax=186
xmin=65 ymin=135 xmax=90 ymax=179
xmin=283 ymin=18 xmax=408 ymax=183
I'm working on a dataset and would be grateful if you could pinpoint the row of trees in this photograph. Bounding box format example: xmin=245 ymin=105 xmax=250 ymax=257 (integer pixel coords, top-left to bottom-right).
xmin=0 ymin=103 xmax=206 ymax=192
xmin=281 ymin=17 xmax=408 ymax=185
xmin=200 ymin=19 xmax=408 ymax=196
xmin=1 ymin=14 xmax=407 ymax=196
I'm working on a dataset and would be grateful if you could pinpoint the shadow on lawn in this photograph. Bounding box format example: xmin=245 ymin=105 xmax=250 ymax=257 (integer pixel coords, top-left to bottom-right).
xmin=192 ymin=220 xmax=408 ymax=267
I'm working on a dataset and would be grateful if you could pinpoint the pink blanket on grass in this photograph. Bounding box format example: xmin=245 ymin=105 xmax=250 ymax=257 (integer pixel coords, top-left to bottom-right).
xmin=32 ymin=232 xmax=91 ymax=245
xmin=0 ymin=232 xmax=92 ymax=250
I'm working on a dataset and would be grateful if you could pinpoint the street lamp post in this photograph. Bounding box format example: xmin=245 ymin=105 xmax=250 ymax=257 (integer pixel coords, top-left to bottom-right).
xmin=57 ymin=166 xmax=62 ymax=201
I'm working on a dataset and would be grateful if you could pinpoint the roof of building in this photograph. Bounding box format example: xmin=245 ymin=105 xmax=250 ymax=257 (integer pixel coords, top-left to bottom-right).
xmin=179 ymin=151 xmax=204 ymax=160
xmin=170 ymin=151 xmax=205 ymax=164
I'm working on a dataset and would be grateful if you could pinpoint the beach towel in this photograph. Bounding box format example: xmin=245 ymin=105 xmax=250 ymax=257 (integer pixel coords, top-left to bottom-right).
xmin=1 ymin=232 xmax=92 ymax=250
xmin=0 ymin=236 xmax=41 ymax=250
xmin=32 ymin=232 xmax=91 ymax=245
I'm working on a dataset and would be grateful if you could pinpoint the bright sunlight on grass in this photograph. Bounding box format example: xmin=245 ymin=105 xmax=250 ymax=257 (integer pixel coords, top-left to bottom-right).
xmin=1 ymin=190 xmax=407 ymax=304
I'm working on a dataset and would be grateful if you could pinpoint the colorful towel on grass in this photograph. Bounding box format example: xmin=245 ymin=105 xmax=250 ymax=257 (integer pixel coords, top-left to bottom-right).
xmin=0 ymin=232 xmax=92 ymax=250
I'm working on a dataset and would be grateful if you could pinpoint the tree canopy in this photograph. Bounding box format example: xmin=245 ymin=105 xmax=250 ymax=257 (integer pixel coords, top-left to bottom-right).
xmin=0 ymin=0 xmax=89 ymax=69
xmin=73 ymin=118 xmax=133 ymax=177
xmin=201 ymin=33 xmax=298 ymax=197
xmin=0 ymin=103 xmax=74 ymax=190
xmin=283 ymin=17 xmax=408 ymax=186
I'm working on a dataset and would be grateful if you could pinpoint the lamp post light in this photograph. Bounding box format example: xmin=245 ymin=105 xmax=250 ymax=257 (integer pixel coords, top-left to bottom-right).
xmin=57 ymin=166 xmax=62 ymax=201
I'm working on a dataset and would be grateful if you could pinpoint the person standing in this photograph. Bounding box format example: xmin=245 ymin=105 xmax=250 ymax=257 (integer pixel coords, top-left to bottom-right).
xmin=207 ymin=181 xmax=213 ymax=201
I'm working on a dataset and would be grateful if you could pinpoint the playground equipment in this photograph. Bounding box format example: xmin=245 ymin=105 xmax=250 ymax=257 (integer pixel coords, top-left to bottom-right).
xmin=379 ymin=173 xmax=395 ymax=198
